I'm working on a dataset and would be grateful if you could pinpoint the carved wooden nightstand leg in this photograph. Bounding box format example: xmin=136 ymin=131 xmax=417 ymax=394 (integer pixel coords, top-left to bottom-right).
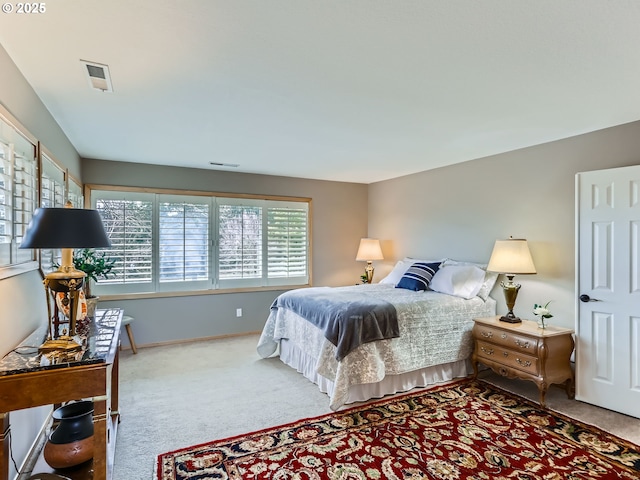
xmin=565 ymin=377 xmax=575 ymax=400
xmin=539 ymin=383 xmax=548 ymax=407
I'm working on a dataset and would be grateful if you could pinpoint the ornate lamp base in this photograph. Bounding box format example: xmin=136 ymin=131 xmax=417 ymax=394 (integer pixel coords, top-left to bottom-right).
xmin=499 ymin=275 xmax=522 ymax=324
xmin=364 ymin=261 xmax=375 ymax=284
xmin=39 ymin=336 xmax=83 ymax=353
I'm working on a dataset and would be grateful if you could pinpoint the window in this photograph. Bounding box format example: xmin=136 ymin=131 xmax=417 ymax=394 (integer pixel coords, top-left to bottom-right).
xmin=40 ymin=150 xmax=66 ymax=273
xmin=159 ymin=196 xmax=210 ymax=290
xmin=67 ymin=175 xmax=84 ymax=208
xmin=0 ymin=113 xmax=37 ymax=268
xmin=268 ymin=205 xmax=308 ymax=278
xmin=90 ymin=188 xmax=310 ymax=295
xmin=218 ymin=199 xmax=263 ymax=286
xmin=40 ymin=151 xmax=65 ymax=208
xmin=93 ymin=190 xmax=154 ymax=294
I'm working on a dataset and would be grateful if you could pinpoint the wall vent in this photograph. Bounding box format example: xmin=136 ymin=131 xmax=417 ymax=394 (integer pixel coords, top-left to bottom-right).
xmin=80 ymin=60 xmax=113 ymax=92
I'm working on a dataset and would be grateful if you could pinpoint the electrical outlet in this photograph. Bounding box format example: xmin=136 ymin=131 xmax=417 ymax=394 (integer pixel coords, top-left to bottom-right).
xmin=236 ymin=308 xmax=242 ymax=317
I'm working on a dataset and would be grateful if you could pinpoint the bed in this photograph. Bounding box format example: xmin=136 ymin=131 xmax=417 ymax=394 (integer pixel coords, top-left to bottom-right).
xmin=257 ymin=259 xmax=498 ymax=410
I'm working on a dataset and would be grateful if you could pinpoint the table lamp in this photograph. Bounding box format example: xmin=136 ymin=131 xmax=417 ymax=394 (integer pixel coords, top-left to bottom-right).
xmin=20 ymin=202 xmax=111 ymax=351
xmin=486 ymin=237 xmax=536 ymax=323
xmin=356 ymin=238 xmax=384 ymax=283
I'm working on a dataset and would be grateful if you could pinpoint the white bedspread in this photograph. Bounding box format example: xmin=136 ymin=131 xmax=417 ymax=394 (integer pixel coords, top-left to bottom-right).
xmin=257 ymin=284 xmax=496 ymax=409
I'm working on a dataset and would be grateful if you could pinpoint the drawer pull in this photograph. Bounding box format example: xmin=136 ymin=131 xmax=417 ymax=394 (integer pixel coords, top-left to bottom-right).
xmin=480 ymin=346 xmax=494 ymax=355
xmin=515 ymin=339 xmax=530 ymax=349
xmin=516 ymin=358 xmax=531 ymax=367
xmin=501 ymin=333 xmax=507 ymax=339
xmin=503 ymin=352 xmax=509 ymax=357
xmin=481 ymin=331 xmax=493 ymax=338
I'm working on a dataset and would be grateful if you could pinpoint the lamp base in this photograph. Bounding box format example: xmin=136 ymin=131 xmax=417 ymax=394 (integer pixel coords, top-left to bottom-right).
xmin=499 ymin=313 xmax=522 ymax=324
xmin=39 ymin=336 xmax=83 ymax=353
xmin=364 ymin=261 xmax=374 ymax=284
xmin=500 ymin=275 xmax=522 ymax=324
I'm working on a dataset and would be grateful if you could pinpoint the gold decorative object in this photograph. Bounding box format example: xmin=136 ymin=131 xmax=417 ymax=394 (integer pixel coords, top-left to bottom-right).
xmin=20 ymin=202 xmax=111 ymax=352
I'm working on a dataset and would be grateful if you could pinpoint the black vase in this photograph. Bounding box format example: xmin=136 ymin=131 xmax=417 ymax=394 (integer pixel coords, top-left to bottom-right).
xmin=43 ymin=401 xmax=94 ymax=469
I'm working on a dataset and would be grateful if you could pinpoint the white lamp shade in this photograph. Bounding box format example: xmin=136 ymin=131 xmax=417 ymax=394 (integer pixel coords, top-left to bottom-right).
xmin=486 ymin=238 xmax=536 ymax=274
xmin=356 ymin=238 xmax=384 ymax=261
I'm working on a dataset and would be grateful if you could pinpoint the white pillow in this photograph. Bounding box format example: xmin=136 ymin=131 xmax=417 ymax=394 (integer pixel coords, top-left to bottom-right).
xmin=443 ymin=259 xmax=498 ymax=301
xmin=403 ymin=256 xmax=445 ymax=264
xmin=378 ymin=260 xmax=413 ymax=285
xmin=430 ymin=265 xmax=486 ymax=299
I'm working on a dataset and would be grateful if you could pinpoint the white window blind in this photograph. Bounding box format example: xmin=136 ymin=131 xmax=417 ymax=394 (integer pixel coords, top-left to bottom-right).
xmin=90 ymin=188 xmax=310 ymax=295
xmin=40 ymin=152 xmax=66 ymax=273
xmin=0 ymin=142 xmax=11 ymax=266
xmin=94 ymin=192 xmax=154 ymax=293
xmin=267 ymin=205 xmax=308 ymax=279
xmin=40 ymin=153 xmax=65 ymax=208
xmin=218 ymin=202 xmax=263 ymax=283
xmin=13 ymin=152 xmax=37 ymax=266
xmin=159 ymin=196 xmax=210 ymax=289
xmin=68 ymin=177 xmax=83 ymax=208
xmin=0 ymin=115 xmax=37 ymax=267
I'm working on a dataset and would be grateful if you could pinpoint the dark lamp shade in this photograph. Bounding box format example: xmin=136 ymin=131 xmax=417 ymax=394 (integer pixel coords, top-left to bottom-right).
xmin=20 ymin=207 xmax=111 ymax=249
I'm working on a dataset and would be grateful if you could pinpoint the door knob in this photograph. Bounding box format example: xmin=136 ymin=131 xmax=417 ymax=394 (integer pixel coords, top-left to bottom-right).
xmin=579 ymin=294 xmax=601 ymax=303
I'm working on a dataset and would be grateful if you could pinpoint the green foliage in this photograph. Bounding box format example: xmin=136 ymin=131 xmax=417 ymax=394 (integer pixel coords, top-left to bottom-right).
xmin=72 ymin=248 xmax=115 ymax=283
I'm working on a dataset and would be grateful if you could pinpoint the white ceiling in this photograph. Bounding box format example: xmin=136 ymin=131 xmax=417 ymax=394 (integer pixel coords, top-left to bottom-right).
xmin=1 ymin=1 xmax=640 ymax=184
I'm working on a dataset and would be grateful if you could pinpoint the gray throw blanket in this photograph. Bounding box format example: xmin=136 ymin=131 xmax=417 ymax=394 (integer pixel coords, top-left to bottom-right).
xmin=272 ymin=287 xmax=399 ymax=361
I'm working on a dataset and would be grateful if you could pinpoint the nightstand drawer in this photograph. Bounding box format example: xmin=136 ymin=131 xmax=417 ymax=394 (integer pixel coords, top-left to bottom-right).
xmin=473 ymin=324 xmax=540 ymax=354
xmin=476 ymin=341 xmax=540 ymax=376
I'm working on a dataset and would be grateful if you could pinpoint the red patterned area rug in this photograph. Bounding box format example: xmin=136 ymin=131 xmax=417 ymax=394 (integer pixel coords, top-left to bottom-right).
xmin=156 ymin=378 xmax=640 ymax=479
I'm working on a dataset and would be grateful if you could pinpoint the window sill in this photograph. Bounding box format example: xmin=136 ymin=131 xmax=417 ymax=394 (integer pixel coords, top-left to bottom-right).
xmin=97 ymin=284 xmax=311 ymax=302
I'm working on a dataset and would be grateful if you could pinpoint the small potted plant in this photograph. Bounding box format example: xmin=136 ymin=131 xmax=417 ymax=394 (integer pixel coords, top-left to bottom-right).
xmin=533 ymin=301 xmax=553 ymax=329
xmin=72 ymin=248 xmax=115 ymax=317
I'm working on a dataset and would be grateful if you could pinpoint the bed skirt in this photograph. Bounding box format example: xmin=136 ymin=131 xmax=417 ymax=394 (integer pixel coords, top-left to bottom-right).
xmin=279 ymin=338 xmax=473 ymax=409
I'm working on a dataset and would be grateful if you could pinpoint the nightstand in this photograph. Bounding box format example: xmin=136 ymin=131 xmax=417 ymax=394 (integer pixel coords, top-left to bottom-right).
xmin=471 ymin=316 xmax=575 ymax=407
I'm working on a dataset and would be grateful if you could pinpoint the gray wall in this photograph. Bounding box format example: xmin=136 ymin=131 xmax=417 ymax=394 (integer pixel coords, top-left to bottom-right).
xmin=81 ymin=159 xmax=369 ymax=347
xmin=369 ymin=120 xmax=640 ymax=329
xmin=0 ymin=43 xmax=81 ymax=480
xmin=0 ymin=45 xmax=81 ymax=178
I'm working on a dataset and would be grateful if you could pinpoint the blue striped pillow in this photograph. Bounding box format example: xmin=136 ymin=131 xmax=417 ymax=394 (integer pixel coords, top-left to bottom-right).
xmin=396 ymin=262 xmax=441 ymax=291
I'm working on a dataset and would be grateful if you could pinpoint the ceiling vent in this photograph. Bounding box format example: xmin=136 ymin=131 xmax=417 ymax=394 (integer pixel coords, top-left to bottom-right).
xmin=210 ymin=162 xmax=240 ymax=168
xmin=80 ymin=60 xmax=113 ymax=92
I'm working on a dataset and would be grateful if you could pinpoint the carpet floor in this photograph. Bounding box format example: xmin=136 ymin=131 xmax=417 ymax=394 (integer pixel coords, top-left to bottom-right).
xmin=113 ymin=334 xmax=640 ymax=479
xmin=156 ymin=378 xmax=640 ymax=479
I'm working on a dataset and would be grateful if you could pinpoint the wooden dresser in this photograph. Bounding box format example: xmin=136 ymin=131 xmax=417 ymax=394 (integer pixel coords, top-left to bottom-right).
xmin=471 ymin=316 xmax=575 ymax=407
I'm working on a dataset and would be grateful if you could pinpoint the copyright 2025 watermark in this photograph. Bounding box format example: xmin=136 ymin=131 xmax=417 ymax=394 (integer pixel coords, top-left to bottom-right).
xmin=2 ymin=2 xmax=47 ymax=14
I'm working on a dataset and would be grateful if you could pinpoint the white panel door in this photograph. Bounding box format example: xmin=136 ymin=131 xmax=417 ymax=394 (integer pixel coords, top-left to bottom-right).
xmin=576 ymin=165 xmax=640 ymax=418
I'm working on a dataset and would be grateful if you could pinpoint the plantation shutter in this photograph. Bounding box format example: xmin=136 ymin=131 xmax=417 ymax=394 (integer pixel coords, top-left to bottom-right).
xmin=94 ymin=192 xmax=154 ymax=293
xmin=0 ymin=141 xmax=11 ymax=266
xmin=88 ymin=188 xmax=310 ymax=294
xmin=40 ymin=153 xmax=65 ymax=208
xmin=218 ymin=200 xmax=262 ymax=287
xmin=158 ymin=196 xmax=210 ymax=290
xmin=12 ymin=141 xmax=37 ymax=265
xmin=40 ymin=153 xmax=66 ymax=273
xmin=68 ymin=177 xmax=84 ymax=208
xmin=267 ymin=204 xmax=308 ymax=282
xmin=0 ymin=115 xmax=37 ymax=267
